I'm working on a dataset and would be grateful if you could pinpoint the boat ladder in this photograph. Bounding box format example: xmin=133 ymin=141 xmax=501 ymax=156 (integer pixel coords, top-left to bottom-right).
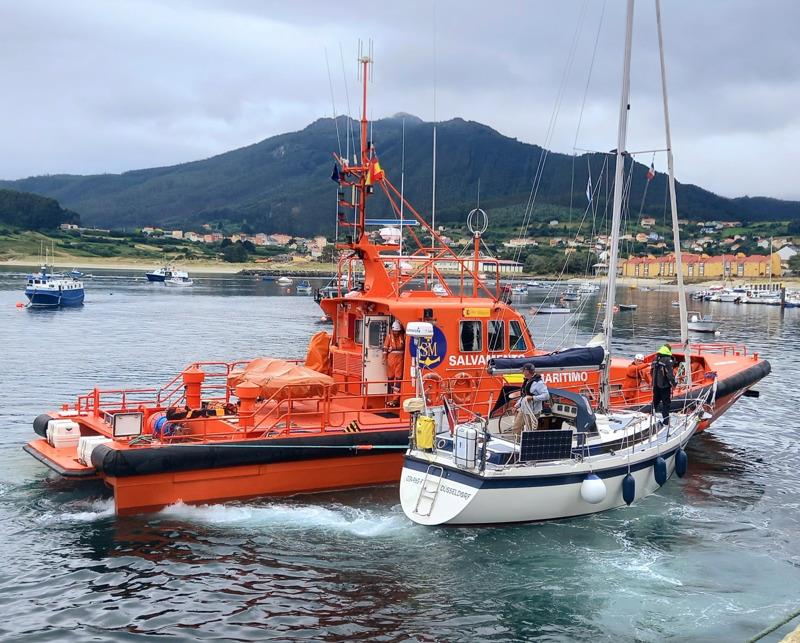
xmin=414 ymin=464 xmax=444 ymax=517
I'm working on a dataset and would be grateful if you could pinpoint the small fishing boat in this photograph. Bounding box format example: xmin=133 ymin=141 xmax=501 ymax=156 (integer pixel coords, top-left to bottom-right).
xmin=277 ymin=276 xmax=293 ymax=285
xmin=618 ymin=303 xmax=637 ymax=311
xmin=164 ymin=270 xmax=193 ymax=287
xmin=145 ymin=265 xmax=173 ymax=282
xmin=296 ymin=280 xmax=313 ymax=294
xmin=687 ymin=312 xmax=720 ymax=333
xmin=69 ymin=268 xmax=84 ymax=279
xmin=711 ymin=288 xmax=744 ymax=303
xmin=262 ymin=275 xmax=277 ymax=282
xmin=511 ymin=284 xmax=529 ymax=295
xmin=24 ymin=267 xmax=85 ymax=307
xmin=400 ymin=388 xmax=701 ymax=526
xmin=526 ymin=280 xmax=543 ymax=288
xmin=432 ymin=283 xmax=448 ymax=296
xmin=561 ymin=289 xmax=580 ymax=301
xmin=578 ymin=281 xmax=600 ymax=293
xmin=533 ymin=304 xmax=571 ymax=315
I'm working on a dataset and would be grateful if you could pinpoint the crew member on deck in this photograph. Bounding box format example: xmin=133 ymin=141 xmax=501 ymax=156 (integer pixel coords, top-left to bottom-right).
xmin=625 ymin=353 xmax=652 ymax=397
xmin=384 ymin=320 xmax=406 ymax=407
xmin=512 ymin=364 xmax=550 ymax=435
xmin=651 ymin=344 xmax=677 ymax=425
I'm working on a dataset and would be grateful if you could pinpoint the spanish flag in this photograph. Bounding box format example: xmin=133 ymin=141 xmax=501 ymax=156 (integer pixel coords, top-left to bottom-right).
xmin=368 ymin=158 xmax=384 ymax=183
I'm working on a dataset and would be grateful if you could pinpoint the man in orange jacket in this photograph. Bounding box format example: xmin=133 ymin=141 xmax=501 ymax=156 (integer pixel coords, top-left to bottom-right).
xmin=384 ymin=320 xmax=406 ymax=407
xmin=624 ymin=353 xmax=652 ymax=397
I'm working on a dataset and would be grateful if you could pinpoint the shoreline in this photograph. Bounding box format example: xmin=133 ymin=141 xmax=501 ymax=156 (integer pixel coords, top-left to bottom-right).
xmin=2 ymin=257 xmax=797 ymax=286
xmin=0 ymin=257 xmax=339 ymax=276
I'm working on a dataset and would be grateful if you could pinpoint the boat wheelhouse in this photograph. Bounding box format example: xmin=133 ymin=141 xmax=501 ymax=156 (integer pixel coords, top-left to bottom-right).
xmin=24 ymin=267 xmax=84 ymax=307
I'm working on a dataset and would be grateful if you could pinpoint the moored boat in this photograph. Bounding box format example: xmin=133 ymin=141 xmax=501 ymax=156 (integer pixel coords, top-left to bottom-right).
xmin=146 ymin=265 xmax=173 ymax=282
xmin=164 ymin=270 xmax=193 ymax=286
xmin=296 ymin=279 xmax=313 ymax=294
xmin=24 ymin=266 xmax=84 ymax=307
xmin=687 ymin=312 xmax=719 ymax=333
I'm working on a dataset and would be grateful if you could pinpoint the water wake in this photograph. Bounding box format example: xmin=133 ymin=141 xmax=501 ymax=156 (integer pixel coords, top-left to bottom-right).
xmin=157 ymin=500 xmax=409 ymax=538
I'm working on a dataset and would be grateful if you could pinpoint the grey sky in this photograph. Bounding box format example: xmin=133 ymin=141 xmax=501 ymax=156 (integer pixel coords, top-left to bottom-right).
xmin=1 ymin=0 xmax=798 ymax=200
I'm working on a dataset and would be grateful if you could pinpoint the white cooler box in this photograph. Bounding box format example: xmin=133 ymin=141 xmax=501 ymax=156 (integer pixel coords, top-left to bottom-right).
xmin=46 ymin=419 xmax=81 ymax=449
xmin=78 ymin=436 xmax=113 ymax=466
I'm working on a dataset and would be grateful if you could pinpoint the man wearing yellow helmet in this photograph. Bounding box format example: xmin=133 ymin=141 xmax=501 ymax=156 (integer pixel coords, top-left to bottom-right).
xmin=650 ymin=343 xmax=677 ymax=425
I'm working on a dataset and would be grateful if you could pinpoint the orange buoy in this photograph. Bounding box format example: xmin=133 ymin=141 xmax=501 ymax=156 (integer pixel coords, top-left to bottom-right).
xmin=15 ymin=302 xmax=24 ymax=308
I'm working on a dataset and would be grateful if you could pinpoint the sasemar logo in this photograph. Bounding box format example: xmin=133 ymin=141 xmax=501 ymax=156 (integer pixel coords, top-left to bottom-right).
xmin=410 ymin=325 xmax=448 ymax=369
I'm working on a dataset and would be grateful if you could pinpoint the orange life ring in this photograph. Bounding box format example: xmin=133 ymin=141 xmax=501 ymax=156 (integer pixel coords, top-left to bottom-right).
xmin=449 ymin=371 xmax=477 ymax=405
xmin=422 ymin=372 xmax=444 ymax=405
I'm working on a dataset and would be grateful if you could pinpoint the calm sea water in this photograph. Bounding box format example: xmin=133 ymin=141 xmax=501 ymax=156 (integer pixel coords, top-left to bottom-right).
xmin=1 ymin=268 xmax=799 ymax=642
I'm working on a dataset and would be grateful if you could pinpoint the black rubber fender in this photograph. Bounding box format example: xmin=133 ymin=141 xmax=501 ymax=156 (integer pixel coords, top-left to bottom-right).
xmin=33 ymin=414 xmax=54 ymax=438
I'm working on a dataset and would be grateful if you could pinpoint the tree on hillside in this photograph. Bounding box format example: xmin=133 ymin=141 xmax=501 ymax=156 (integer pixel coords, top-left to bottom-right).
xmin=223 ymin=242 xmax=249 ymax=263
xmin=0 ymin=189 xmax=79 ymax=230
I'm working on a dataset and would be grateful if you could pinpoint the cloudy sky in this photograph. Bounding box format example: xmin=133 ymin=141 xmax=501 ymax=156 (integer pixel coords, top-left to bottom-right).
xmin=1 ymin=0 xmax=798 ymax=199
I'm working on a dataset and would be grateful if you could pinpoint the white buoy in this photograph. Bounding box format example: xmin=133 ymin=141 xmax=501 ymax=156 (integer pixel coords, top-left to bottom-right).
xmin=580 ymin=473 xmax=607 ymax=504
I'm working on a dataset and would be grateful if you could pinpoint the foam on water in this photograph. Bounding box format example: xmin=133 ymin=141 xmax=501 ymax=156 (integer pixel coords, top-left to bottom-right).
xmin=157 ymin=500 xmax=411 ymax=538
xmin=37 ymin=497 xmax=116 ymax=524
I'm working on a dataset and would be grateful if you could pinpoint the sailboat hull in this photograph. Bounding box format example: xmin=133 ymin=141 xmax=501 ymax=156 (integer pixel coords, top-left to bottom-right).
xmin=400 ymin=446 xmax=684 ymax=526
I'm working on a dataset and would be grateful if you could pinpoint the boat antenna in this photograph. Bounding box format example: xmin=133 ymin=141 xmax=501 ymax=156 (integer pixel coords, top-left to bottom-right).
xmin=430 ymin=0 xmax=438 ymax=248
xmin=600 ymin=0 xmax=634 ymax=412
xmin=324 ymin=47 xmax=343 ymax=160
xmin=400 ymin=116 xmax=406 ymax=256
xmin=467 ymin=206 xmax=489 ymax=297
xmin=339 ymin=43 xmax=354 ymax=163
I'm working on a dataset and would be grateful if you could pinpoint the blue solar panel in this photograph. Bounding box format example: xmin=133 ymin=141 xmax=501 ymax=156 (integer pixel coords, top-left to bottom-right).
xmin=519 ymin=429 xmax=574 ymax=462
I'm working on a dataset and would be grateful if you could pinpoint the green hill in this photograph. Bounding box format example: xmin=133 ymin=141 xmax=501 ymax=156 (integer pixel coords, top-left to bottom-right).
xmin=2 ymin=116 xmax=798 ymax=236
xmin=0 ymin=189 xmax=79 ymax=230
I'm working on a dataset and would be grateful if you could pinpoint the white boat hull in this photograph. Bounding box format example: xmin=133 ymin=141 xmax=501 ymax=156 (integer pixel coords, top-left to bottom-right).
xmin=400 ymin=416 xmax=696 ymax=526
xmin=400 ymin=452 xmax=678 ymax=525
xmin=687 ymin=321 xmax=719 ymax=333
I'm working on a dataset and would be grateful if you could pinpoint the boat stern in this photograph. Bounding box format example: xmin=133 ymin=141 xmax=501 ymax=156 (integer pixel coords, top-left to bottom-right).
xmin=399 ymin=455 xmax=478 ymax=526
xmin=23 ymin=438 xmax=98 ymax=479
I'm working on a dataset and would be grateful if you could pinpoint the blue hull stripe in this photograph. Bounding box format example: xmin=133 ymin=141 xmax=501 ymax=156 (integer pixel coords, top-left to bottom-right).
xmin=404 ymin=446 xmax=680 ymax=490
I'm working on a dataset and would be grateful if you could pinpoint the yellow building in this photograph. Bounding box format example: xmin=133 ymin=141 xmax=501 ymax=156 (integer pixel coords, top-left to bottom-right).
xmin=620 ymin=252 xmax=781 ymax=280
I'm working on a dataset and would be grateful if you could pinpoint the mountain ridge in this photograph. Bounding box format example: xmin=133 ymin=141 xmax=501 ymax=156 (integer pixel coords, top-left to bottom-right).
xmin=2 ymin=116 xmax=798 ymax=236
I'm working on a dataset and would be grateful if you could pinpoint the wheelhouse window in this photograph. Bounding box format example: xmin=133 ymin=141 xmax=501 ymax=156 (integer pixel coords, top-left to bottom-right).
xmin=354 ymin=318 xmax=364 ymax=344
xmin=509 ymin=320 xmax=527 ymax=352
xmin=367 ymin=320 xmax=386 ymax=347
xmin=459 ymin=320 xmax=482 ymax=352
xmin=488 ymin=320 xmax=505 ymax=352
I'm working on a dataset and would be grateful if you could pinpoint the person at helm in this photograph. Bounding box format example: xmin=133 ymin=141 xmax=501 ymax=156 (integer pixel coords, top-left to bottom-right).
xmin=384 ymin=320 xmax=406 ymax=407
xmin=512 ymin=363 xmax=550 ymax=435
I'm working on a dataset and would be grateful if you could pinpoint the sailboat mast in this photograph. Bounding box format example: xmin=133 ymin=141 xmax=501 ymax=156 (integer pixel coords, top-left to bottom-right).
xmin=601 ymin=0 xmax=635 ymax=411
xmin=358 ymin=53 xmax=370 ymax=237
xmin=655 ymin=0 xmax=688 ymax=346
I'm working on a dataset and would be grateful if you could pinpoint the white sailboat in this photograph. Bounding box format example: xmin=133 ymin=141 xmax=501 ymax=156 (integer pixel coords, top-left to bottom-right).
xmin=399 ymin=0 xmax=702 ymax=526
